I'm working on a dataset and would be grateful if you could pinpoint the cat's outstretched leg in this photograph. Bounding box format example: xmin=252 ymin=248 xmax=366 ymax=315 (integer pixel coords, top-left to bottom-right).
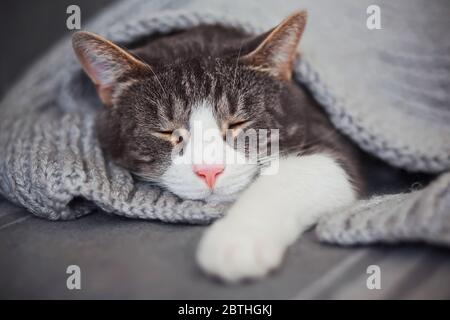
xmin=196 ymin=153 xmax=357 ymax=282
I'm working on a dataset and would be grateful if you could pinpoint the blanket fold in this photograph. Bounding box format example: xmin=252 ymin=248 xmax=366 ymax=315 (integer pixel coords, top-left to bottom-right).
xmin=316 ymin=172 xmax=450 ymax=246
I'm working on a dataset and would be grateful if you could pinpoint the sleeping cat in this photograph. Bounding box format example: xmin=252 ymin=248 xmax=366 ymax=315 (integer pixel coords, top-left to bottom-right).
xmin=72 ymin=11 xmax=363 ymax=282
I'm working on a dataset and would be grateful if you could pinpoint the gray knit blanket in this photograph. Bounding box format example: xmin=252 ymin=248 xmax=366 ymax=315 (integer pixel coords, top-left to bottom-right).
xmin=0 ymin=0 xmax=449 ymax=246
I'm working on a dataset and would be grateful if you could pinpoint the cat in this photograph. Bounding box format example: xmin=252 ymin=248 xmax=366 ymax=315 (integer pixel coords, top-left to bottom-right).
xmin=72 ymin=11 xmax=363 ymax=282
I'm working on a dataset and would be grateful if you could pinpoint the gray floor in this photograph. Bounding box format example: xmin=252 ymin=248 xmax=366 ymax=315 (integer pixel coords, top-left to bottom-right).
xmin=1 ymin=196 xmax=450 ymax=299
xmin=1 ymin=1 xmax=449 ymax=300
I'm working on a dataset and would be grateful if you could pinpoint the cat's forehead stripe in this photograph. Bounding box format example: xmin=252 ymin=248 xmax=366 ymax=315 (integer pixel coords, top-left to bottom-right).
xmin=189 ymin=102 xmax=219 ymax=131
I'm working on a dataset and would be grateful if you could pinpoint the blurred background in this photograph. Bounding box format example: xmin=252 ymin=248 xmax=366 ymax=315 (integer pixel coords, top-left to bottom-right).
xmin=0 ymin=0 xmax=113 ymax=98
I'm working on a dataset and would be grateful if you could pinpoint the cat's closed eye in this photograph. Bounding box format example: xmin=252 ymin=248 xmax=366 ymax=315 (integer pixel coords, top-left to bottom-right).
xmin=151 ymin=128 xmax=186 ymax=145
xmin=156 ymin=130 xmax=174 ymax=135
xmin=228 ymin=120 xmax=249 ymax=130
xmin=225 ymin=120 xmax=252 ymax=137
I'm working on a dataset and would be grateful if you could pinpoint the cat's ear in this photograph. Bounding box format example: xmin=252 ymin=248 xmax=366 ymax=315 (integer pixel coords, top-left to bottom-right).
xmin=240 ymin=11 xmax=307 ymax=81
xmin=72 ymin=31 xmax=151 ymax=106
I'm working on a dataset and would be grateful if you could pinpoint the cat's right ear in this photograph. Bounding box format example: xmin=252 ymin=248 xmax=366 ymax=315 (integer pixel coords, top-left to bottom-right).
xmin=240 ymin=11 xmax=307 ymax=81
xmin=72 ymin=31 xmax=151 ymax=107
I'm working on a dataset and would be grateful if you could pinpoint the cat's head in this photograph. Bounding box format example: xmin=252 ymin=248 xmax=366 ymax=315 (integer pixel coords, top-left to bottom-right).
xmin=72 ymin=11 xmax=307 ymax=202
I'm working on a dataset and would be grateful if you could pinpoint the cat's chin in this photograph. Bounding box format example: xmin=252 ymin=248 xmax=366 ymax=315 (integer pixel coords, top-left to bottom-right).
xmin=204 ymin=192 xmax=239 ymax=204
xmin=171 ymin=189 xmax=240 ymax=204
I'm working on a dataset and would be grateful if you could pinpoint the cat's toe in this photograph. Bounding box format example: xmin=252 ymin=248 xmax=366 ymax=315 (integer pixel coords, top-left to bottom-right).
xmin=196 ymin=220 xmax=285 ymax=283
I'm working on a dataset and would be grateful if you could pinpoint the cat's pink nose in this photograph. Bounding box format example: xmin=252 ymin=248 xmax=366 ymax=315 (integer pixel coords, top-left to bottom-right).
xmin=193 ymin=164 xmax=225 ymax=189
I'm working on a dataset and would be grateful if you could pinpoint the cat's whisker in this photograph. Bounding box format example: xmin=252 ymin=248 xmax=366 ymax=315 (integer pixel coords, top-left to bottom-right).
xmin=149 ymin=67 xmax=167 ymax=97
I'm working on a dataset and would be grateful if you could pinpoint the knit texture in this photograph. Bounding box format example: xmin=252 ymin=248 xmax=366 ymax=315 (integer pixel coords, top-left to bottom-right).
xmin=316 ymin=171 xmax=450 ymax=246
xmin=0 ymin=0 xmax=449 ymax=245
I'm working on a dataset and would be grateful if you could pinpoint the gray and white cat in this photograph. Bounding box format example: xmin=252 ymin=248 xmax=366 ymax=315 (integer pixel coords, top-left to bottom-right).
xmin=72 ymin=11 xmax=363 ymax=282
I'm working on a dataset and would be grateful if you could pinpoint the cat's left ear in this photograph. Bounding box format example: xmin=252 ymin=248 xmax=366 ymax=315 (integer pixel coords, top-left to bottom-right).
xmin=72 ymin=31 xmax=151 ymax=107
xmin=240 ymin=11 xmax=307 ymax=81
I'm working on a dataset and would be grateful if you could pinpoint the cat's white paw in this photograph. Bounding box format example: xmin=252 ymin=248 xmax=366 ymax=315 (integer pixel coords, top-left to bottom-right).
xmin=196 ymin=220 xmax=286 ymax=283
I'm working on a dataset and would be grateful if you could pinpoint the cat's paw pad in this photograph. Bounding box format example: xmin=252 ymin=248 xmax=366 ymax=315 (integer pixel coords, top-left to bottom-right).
xmin=196 ymin=221 xmax=285 ymax=282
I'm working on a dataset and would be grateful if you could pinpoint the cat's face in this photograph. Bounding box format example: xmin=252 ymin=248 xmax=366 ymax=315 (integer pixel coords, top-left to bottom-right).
xmin=99 ymin=59 xmax=278 ymax=202
xmin=72 ymin=12 xmax=307 ymax=202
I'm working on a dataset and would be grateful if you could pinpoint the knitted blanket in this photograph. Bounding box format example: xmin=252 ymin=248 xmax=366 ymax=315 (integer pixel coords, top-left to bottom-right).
xmin=0 ymin=0 xmax=449 ymax=245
